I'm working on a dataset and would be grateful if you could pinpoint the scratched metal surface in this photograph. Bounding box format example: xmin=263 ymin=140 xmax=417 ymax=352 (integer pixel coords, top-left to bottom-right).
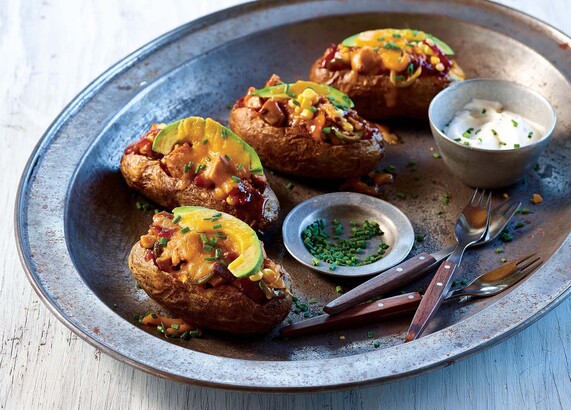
xmin=15 ymin=0 xmax=571 ymax=391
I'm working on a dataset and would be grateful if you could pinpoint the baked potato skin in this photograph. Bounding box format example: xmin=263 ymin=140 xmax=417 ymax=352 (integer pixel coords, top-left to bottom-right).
xmin=129 ymin=243 xmax=292 ymax=335
xmin=229 ymin=107 xmax=384 ymax=179
xmin=309 ymin=58 xmax=455 ymax=121
xmin=120 ymin=153 xmax=279 ymax=231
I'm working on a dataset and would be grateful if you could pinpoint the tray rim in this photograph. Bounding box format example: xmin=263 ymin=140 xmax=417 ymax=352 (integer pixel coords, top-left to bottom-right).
xmin=14 ymin=0 xmax=571 ymax=392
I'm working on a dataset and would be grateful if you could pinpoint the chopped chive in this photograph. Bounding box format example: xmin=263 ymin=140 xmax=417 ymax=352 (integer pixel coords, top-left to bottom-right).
xmin=395 ymin=75 xmax=404 ymax=81
xmin=528 ymin=131 xmax=533 ymax=139
xmin=482 ymin=108 xmax=487 ymax=114
xmin=373 ymin=340 xmax=381 ymax=348
xmin=322 ymin=127 xmax=331 ymax=134
xmin=231 ymin=176 xmax=241 ymax=182
xmin=285 ymin=182 xmax=294 ymax=190
xmin=311 ymin=257 xmax=320 ymax=266
xmin=377 ymin=37 xmax=385 ymax=41
xmin=136 ymin=201 xmax=142 ymax=210
xmin=215 ymin=248 xmax=222 ymax=259
xmin=202 ymin=139 xmax=208 ymax=145
xmin=515 ymin=222 xmax=525 ymax=229
xmin=200 ymin=233 xmax=208 ymax=244
xmin=415 ymin=234 xmax=425 ymax=242
xmin=213 ymin=223 xmax=222 ymax=229
xmin=383 ymin=42 xmax=400 ymax=50
xmin=205 ymin=156 xmax=211 ymax=162
xmin=514 ymin=144 xmax=520 ymax=148
xmin=432 ymin=152 xmax=441 ymax=158
xmin=511 ymin=119 xmax=518 ymax=127
xmin=216 ymin=232 xmax=227 ymax=238
xmin=499 ymin=141 xmax=507 ymax=146
xmin=407 ymin=63 xmax=414 ymax=74
xmin=367 ymin=331 xmax=374 ymax=338
xmin=189 ymin=330 xmax=200 ymax=337
xmin=180 ymin=226 xmax=190 ymax=234
xmin=209 ymin=237 xmax=217 ymax=246
xmin=171 ymin=323 xmax=180 ymax=330
xmin=336 ymin=285 xmax=344 ymax=294
xmin=309 ymin=106 xmax=317 ymax=113
xmin=491 ymin=129 xmax=498 ymax=136
xmin=464 ymin=141 xmax=470 ymax=146
xmin=251 ymin=166 xmax=263 ymax=174
xmin=195 ymin=164 xmax=206 ymax=174
xmin=180 ymin=331 xmax=190 ymax=340
xmin=236 ymin=163 xmax=243 ymax=171
xmin=204 ymin=257 xmax=217 ymax=261
xmin=221 ymin=128 xmax=228 ymax=139
xmin=203 ymin=244 xmax=213 ymax=251
xmin=224 ymin=154 xmax=232 ymax=162
xmin=158 ymin=237 xmax=168 ymax=247
xmin=141 ymin=203 xmax=151 ymax=211
xmin=454 ymin=138 xmax=461 ymax=142
xmin=393 ymin=33 xmax=401 ymax=38
xmin=442 ymin=193 xmax=450 ymax=205
xmin=495 ymin=248 xmax=503 ymax=254
xmin=475 ymin=129 xmax=481 ymax=134
xmin=500 ymin=257 xmax=507 ymax=263
xmin=172 ymin=215 xmax=181 ymax=224
xmin=292 ymin=99 xmax=300 ymax=106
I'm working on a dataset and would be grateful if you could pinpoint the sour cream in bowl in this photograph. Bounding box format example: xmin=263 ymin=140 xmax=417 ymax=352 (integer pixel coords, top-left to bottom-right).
xmin=429 ymin=79 xmax=556 ymax=188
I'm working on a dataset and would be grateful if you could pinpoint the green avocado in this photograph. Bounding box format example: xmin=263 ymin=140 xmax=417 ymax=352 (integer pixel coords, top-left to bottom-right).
xmin=251 ymin=80 xmax=354 ymax=109
xmin=341 ymin=30 xmax=455 ymax=56
xmin=152 ymin=117 xmax=264 ymax=175
xmin=173 ymin=206 xmax=264 ymax=278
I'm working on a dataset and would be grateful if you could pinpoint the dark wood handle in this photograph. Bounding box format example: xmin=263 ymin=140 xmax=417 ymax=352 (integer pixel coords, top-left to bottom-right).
xmin=280 ymin=292 xmax=422 ymax=338
xmin=404 ymin=260 xmax=458 ymax=342
xmin=324 ymin=253 xmax=436 ymax=315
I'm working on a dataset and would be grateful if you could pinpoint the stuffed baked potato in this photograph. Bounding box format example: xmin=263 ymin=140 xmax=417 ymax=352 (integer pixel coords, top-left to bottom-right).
xmin=129 ymin=206 xmax=292 ymax=334
xmin=309 ymin=28 xmax=465 ymax=120
xmin=229 ymin=75 xmax=387 ymax=179
xmin=121 ymin=117 xmax=279 ymax=231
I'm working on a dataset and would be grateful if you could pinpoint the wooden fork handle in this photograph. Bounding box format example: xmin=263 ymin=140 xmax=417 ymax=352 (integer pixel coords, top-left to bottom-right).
xmin=405 ymin=260 xmax=458 ymax=342
xmin=280 ymin=292 xmax=422 ymax=338
xmin=324 ymin=253 xmax=437 ymax=315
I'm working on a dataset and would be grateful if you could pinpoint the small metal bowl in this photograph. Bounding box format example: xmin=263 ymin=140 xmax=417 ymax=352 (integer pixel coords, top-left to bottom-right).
xmin=282 ymin=192 xmax=414 ymax=278
xmin=429 ymin=79 xmax=557 ymax=188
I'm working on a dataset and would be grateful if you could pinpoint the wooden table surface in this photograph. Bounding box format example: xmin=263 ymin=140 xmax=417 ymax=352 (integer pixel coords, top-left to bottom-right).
xmin=1 ymin=0 xmax=569 ymax=408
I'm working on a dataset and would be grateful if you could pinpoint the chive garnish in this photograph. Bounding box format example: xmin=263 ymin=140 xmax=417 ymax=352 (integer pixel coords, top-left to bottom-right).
xmin=407 ymin=63 xmax=414 ymax=74
xmin=171 ymin=323 xmax=180 ymax=330
xmin=454 ymin=138 xmax=461 ymax=142
xmin=213 ymin=223 xmax=222 ymax=229
xmin=514 ymin=144 xmax=520 ymax=148
xmin=511 ymin=119 xmax=518 ymax=127
xmin=200 ymin=233 xmax=208 ymax=244
xmin=204 ymin=257 xmax=217 ymax=261
xmin=285 ymin=182 xmax=294 ymax=190
xmin=180 ymin=226 xmax=190 ymax=234
xmin=464 ymin=141 xmax=470 ymax=146
xmin=336 ymin=285 xmax=344 ymax=294
xmin=373 ymin=340 xmax=381 ymax=348
xmin=292 ymin=99 xmax=300 ymax=106
xmin=377 ymin=37 xmax=385 ymax=41
xmin=432 ymin=152 xmax=441 ymax=158
xmin=203 ymin=244 xmax=213 ymax=252
xmin=491 ymin=129 xmax=498 ymax=136
xmin=231 ymin=176 xmax=241 ymax=182
xmin=236 ymin=163 xmax=243 ymax=171
xmin=215 ymin=248 xmax=222 ymax=259
xmin=195 ymin=164 xmax=206 ymax=174
xmin=367 ymin=331 xmax=374 ymax=338
xmin=395 ymin=75 xmax=404 ymax=81
xmin=136 ymin=202 xmax=142 ymax=210
xmin=309 ymin=106 xmax=317 ymax=113
xmin=383 ymin=42 xmax=400 ymax=50
xmin=221 ymin=128 xmax=228 ymax=139
xmin=172 ymin=215 xmax=181 ymax=224
xmin=482 ymin=108 xmax=487 ymax=114
xmin=158 ymin=237 xmax=168 ymax=247
xmin=393 ymin=33 xmax=401 ymax=38
xmin=216 ymin=231 xmax=226 ymax=238
xmin=209 ymin=237 xmax=217 ymax=246
xmin=322 ymin=127 xmax=331 ymax=134
xmin=311 ymin=258 xmax=320 ymax=266
xmin=202 ymin=139 xmax=208 ymax=145
xmin=528 ymin=131 xmax=533 ymax=139
xmin=189 ymin=330 xmax=200 ymax=338
xmin=251 ymin=167 xmax=263 ymax=174
xmin=224 ymin=154 xmax=232 ymax=162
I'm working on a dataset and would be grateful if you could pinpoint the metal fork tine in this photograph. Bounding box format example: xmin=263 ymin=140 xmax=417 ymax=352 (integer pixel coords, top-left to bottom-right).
xmin=517 ymin=256 xmax=541 ymax=271
xmin=494 ymin=199 xmax=511 ymax=213
xmin=518 ymin=259 xmax=543 ymax=277
xmin=485 ymin=192 xmax=492 ymax=209
xmin=470 ymin=189 xmax=479 ymax=204
xmin=505 ymin=202 xmax=520 ymax=216
xmin=479 ymin=189 xmax=487 ymax=207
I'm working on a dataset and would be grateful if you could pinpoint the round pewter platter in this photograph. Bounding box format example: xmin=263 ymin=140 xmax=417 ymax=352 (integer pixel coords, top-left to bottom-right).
xmin=16 ymin=0 xmax=571 ymax=391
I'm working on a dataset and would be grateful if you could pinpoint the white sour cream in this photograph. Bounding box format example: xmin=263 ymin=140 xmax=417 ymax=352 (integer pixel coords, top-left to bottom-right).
xmin=444 ymin=99 xmax=544 ymax=150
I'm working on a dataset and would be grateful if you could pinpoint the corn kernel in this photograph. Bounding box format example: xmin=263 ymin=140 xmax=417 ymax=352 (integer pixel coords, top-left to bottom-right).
xmin=341 ymin=120 xmax=354 ymax=132
xmin=300 ymin=108 xmax=314 ymax=120
xmin=423 ymin=44 xmax=434 ymax=56
xmin=294 ymin=106 xmax=301 ymax=115
xmin=226 ymin=196 xmax=237 ymax=206
xmin=301 ymin=88 xmax=318 ymax=100
xmin=435 ymin=63 xmax=445 ymax=71
xmin=430 ymin=56 xmax=440 ymax=65
xmin=249 ymin=271 xmax=264 ymax=281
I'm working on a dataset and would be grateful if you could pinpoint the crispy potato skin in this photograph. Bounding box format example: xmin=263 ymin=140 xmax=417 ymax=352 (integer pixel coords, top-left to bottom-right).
xmin=120 ymin=153 xmax=279 ymax=231
xmin=309 ymin=58 xmax=458 ymax=120
xmin=228 ymin=108 xmax=384 ymax=179
xmin=129 ymin=243 xmax=292 ymax=334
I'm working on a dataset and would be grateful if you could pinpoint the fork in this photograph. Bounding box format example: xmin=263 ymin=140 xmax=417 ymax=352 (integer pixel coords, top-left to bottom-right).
xmin=404 ymin=188 xmax=492 ymax=342
xmin=324 ymin=197 xmax=520 ymax=315
xmin=280 ymin=254 xmax=542 ymax=338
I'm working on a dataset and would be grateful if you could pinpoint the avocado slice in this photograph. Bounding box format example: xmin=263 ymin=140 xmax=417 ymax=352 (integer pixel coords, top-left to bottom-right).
xmin=341 ymin=29 xmax=455 ymax=56
xmin=152 ymin=117 xmax=264 ymax=175
xmin=173 ymin=206 xmax=264 ymax=278
xmin=251 ymin=80 xmax=354 ymax=109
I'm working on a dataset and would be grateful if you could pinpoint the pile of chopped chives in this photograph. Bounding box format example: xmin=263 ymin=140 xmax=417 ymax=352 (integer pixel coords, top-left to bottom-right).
xmin=302 ymin=219 xmax=389 ymax=269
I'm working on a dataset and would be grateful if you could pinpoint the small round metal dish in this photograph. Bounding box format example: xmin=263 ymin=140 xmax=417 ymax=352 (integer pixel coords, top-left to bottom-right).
xmin=282 ymin=192 xmax=414 ymax=278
